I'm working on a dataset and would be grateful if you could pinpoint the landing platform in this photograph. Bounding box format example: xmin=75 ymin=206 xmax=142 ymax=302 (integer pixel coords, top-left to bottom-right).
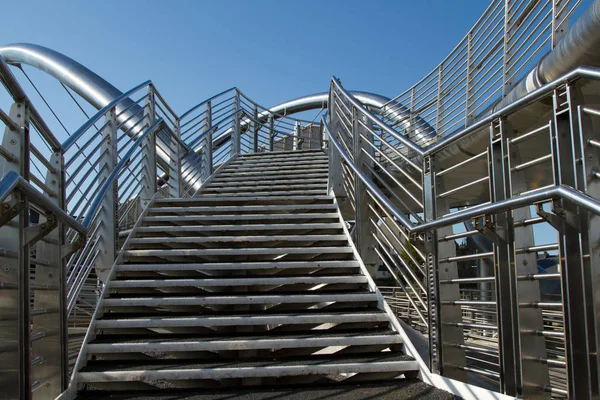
xmin=76 ymin=380 xmax=460 ymax=400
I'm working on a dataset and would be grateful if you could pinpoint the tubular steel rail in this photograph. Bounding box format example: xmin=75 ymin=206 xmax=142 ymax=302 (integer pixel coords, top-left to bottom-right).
xmin=324 ymin=68 xmax=600 ymax=398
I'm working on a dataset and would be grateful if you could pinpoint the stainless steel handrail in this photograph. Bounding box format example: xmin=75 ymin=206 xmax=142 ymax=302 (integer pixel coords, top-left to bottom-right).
xmin=0 ymin=171 xmax=86 ymax=235
xmin=63 ymin=80 xmax=151 ymax=151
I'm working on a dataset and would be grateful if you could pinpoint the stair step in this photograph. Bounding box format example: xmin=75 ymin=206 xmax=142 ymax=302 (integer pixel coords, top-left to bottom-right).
xmin=77 ymin=353 xmax=418 ymax=383
xmin=207 ymin=178 xmax=327 ymax=188
xmin=200 ymin=185 xmax=326 ymax=194
xmin=225 ymin=159 xmax=326 ymax=167
xmin=212 ymin=172 xmax=327 ymax=182
xmin=217 ymin=168 xmax=327 ymax=177
xmin=128 ymin=234 xmax=348 ymax=245
xmin=95 ymin=311 xmax=388 ymax=329
xmin=102 ymin=292 xmax=378 ymax=307
xmin=122 ymin=246 xmax=353 ymax=258
xmin=197 ymin=189 xmax=326 ymax=197
xmin=154 ymin=195 xmax=333 ymax=204
xmin=148 ymin=204 xmax=336 ymax=214
xmin=116 ymin=260 xmax=361 ymax=272
xmin=109 ymin=275 xmax=367 ymax=288
xmin=74 ymin=380 xmax=456 ymax=400
xmin=239 ymin=149 xmax=326 ymax=158
xmin=228 ymin=157 xmax=327 ymax=166
xmin=87 ymin=331 xmax=402 ymax=354
xmin=134 ymin=223 xmax=344 ymax=234
xmin=144 ymin=213 xmax=339 ymax=222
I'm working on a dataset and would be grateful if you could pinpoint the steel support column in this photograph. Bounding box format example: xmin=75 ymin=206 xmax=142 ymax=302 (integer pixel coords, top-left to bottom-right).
xmin=488 ymin=119 xmax=549 ymax=398
xmin=552 ymin=85 xmax=598 ymax=398
xmin=140 ymin=87 xmax=157 ymax=205
xmin=424 ymin=155 xmax=466 ymax=380
xmin=0 ymin=101 xmax=30 ymax=400
xmin=32 ymin=148 xmax=67 ymax=400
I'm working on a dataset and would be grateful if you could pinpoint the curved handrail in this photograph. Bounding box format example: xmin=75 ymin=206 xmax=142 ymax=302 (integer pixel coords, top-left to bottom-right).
xmin=331 ymin=77 xmax=425 ymax=157
xmin=63 ymin=80 xmax=151 ymax=151
xmin=82 ymin=118 xmax=163 ymax=227
xmin=180 ymin=86 xmax=236 ymax=119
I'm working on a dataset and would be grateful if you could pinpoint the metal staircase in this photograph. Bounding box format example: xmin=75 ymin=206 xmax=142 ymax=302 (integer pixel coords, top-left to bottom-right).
xmin=72 ymin=149 xmax=429 ymax=397
xmin=4 ymin=2 xmax=600 ymax=398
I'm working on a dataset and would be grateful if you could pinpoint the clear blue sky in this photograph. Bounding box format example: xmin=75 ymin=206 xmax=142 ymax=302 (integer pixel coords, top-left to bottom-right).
xmin=0 ymin=0 xmax=489 ymax=124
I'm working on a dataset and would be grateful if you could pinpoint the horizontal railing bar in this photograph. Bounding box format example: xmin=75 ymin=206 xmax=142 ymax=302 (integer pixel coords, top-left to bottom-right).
xmin=0 ymin=107 xmax=18 ymax=131
xmin=511 ymin=153 xmax=552 ymax=172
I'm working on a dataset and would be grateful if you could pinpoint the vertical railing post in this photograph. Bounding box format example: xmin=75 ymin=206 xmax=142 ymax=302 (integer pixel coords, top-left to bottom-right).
xmin=140 ymin=85 xmax=157 ymax=205
xmin=252 ymin=105 xmax=259 ymax=153
xmin=268 ymin=114 xmax=274 ymax=152
xmin=201 ymin=101 xmax=213 ymax=180
xmin=327 ymin=83 xmax=345 ymax=199
xmin=169 ymin=118 xmax=181 ymax=198
xmin=0 ymin=101 xmax=31 ymax=400
xmin=423 ymin=154 xmax=466 ymax=381
xmin=294 ymin=121 xmax=301 ymax=150
xmin=232 ymin=91 xmax=241 ymax=156
xmin=552 ymin=0 xmax=569 ymax=48
xmin=502 ymin=0 xmax=515 ymax=97
xmin=436 ymin=65 xmax=443 ymax=135
xmin=352 ymin=107 xmax=377 ymax=277
xmin=573 ymin=86 xmax=600 ymax=399
xmin=551 ymin=85 xmax=598 ymax=398
xmin=465 ymin=31 xmax=474 ymax=126
xmin=95 ymin=108 xmax=118 ymax=283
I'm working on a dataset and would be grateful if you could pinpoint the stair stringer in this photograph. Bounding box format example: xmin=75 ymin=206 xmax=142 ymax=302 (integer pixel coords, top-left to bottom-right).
xmin=329 ymin=195 xmax=516 ymax=400
xmin=63 ymin=191 xmax=160 ymax=399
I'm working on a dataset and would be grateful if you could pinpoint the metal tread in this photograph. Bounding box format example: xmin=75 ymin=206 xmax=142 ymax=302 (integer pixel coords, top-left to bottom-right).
xmin=94 ymin=311 xmax=389 ymax=329
xmin=211 ymin=172 xmax=327 ymax=182
xmin=128 ymin=234 xmax=349 ymax=245
xmin=238 ymin=149 xmax=326 ymax=157
xmin=199 ymin=185 xmax=327 ymax=193
xmin=216 ymin=168 xmax=328 ymax=177
xmin=115 ymin=260 xmax=361 ymax=272
xmin=86 ymin=331 xmax=403 ymax=353
xmin=102 ymin=292 xmax=378 ymax=307
xmin=227 ymin=158 xmax=328 ymax=167
xmin=134 ymin=223 xmax=344 ymax=233
xmin=154 ymin=195 xmax=333 ymax=204
xmin=147 ymin=204 xmax=337 ymax=214
xmin=122 ymin=246 xmax=354 ymax=257
xmin=197 ymin=189 xmax=327 ymax=197
xmin=108 ymin=275 xmax=367 ymax=288
xmin=74 ymin=379 xmax=458 ymax=400
xmin=206 ymin=178 xmax=328 ymax=187
xmin=144 ymin=213 xmax=339 ymax=222
xmin=77 ymin=353 xmax=418 ymax=383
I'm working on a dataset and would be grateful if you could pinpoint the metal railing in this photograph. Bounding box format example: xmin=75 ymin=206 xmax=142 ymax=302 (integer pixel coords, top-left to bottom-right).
xmin=378 ymin=0 xmax=587 ymax=147
xmin=325 ymin=68 xmax=600 ymax=398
